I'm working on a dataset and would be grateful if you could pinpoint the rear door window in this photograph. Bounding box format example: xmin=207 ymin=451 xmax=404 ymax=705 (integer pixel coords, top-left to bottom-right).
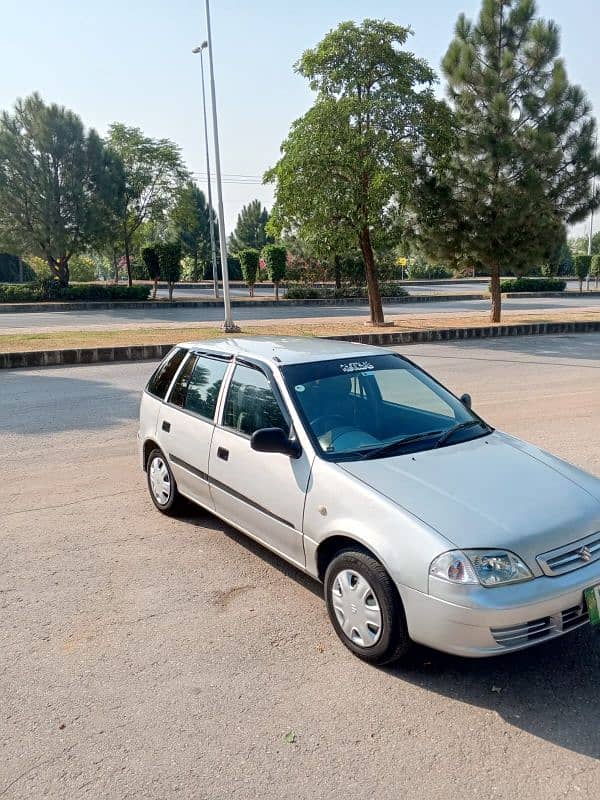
xmin=146 ymin=348 xmax=187 ymax=400
xmin=169 ymin=354 xmax=229 ymax=421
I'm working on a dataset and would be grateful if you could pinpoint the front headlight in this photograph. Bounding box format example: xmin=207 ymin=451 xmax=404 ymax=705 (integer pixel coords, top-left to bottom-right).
xmin=430 ymin=549 xmax=533 ymax=587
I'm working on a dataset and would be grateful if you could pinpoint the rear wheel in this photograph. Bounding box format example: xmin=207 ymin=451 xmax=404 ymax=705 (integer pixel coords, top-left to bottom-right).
xmin=146 ymin=448 xmax=184 ymax=516
xmin=324 ymin=549 xmax=412 ymax=665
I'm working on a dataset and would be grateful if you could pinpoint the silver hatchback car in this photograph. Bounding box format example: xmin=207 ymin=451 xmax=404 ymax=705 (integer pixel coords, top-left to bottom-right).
xmin=139 ymin=336 xmax=600 ymax=664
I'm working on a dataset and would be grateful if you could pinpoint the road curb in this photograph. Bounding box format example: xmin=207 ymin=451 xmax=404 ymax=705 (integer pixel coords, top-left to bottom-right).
xmin=0 ymin=293 xmax=486 ymax=314
xmin=2 ymin=320 xmax=599 ymax=370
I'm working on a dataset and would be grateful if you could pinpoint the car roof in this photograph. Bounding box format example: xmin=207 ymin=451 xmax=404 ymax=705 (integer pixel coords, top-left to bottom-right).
xmin=177 ymin=335 xmax=388 ymax=366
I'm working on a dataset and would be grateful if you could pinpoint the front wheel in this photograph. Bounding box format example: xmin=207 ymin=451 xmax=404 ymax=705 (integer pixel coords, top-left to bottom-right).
xmin=146 ymin=448 xmax=184 ymax=516
xmin=324 ymin=549 xmax=413 ymax=665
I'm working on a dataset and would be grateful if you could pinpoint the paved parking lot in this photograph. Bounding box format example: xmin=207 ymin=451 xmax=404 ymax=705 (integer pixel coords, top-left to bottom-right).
xmin=2 ymin=334 xmax=600 ymax=799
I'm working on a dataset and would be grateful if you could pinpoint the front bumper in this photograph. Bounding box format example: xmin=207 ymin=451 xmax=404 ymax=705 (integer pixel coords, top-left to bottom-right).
xmin=400 ymin=562 xmax=600 ymax=657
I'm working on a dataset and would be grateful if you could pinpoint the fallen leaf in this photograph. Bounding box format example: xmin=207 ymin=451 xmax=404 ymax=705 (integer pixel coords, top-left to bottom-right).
xmin=284 ymin=730 xmax=296 ymax=744
xmin=491 ymin=686 xmax=503 ymax=694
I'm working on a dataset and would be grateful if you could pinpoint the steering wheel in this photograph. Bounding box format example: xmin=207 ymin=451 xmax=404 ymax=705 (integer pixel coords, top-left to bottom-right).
xmin=310 ymin=414 xmax=348 ymax=437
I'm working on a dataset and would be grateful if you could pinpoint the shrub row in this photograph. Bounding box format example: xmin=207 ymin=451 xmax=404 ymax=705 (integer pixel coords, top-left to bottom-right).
xmin=497 ymin=277 xmax=567 ymax=293
xmin=285 ymin=283 xmax=408 ymax=300
xmin=0 ymin=282 xmax=151 ymax=303
xmin=405 ymin=264 xmax=453 ymax=280
xmin=0 ymin=283 xmax=44 ymax=302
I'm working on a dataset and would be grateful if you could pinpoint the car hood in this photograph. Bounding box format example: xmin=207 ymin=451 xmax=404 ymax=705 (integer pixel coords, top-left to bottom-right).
xmin=342 ymin=431 xmax=600 ymax=574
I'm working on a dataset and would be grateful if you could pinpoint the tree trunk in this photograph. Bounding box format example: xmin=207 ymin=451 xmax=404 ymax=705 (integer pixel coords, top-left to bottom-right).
xmin=168 ymin=282 xmax=173 ymax=301
xmin=358 ymin=227 xmax=384 ymax=325
xmin=153 ymin=279 xmax=158 ymax=300
xmin=334 ymin=255 xmax=342 ymax=290
xmin=579 ymin=278 xmax=583 ymax=293
xmin=275 ymin=281 xmax=279 ymax=301
xmin=124 ymin=239 xmax=133 ymax=288
xmin=489 ymin=266 xmax=501 ymax=323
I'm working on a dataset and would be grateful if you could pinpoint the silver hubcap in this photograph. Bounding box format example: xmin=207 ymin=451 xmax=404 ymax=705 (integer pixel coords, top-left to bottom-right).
xmin=149 ymin=456 xmax=171 ymax=505
xmin=331 ymin=569 xmax=382 ymax=648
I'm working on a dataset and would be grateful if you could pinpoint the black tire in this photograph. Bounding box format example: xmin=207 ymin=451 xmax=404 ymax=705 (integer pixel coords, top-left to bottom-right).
xmin=146 ymin=448 xmax=185 ymax=516
xmin=324 ymin=548 xmax=413 ymax=665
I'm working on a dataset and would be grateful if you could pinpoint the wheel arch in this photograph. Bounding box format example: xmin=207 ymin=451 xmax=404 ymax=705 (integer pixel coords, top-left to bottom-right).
xmin=142 ymin=438 xmax=161 ymax=471
xmin=315 ymin=534 xmax=383 ymax=583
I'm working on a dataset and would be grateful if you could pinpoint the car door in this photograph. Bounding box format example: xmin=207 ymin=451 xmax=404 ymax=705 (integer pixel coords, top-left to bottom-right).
xmin=157 ymin=351 xmax=232 ymax=510
xmin=209 ymin=360 xmax=310 ymax=568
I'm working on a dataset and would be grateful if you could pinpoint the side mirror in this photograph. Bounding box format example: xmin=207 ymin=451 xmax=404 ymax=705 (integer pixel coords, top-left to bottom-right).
xmin=460 ymin=393 xmax=472 ymax=410
xmin=251 ymin=427 xmax=301 ymax=459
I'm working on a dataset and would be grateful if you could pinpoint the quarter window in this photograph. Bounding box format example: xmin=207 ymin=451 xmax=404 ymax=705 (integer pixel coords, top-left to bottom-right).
xmin=146 ymin=348 xmax=187 ymax=400
xmin=223 ymin=363 xmax=287 ymax=436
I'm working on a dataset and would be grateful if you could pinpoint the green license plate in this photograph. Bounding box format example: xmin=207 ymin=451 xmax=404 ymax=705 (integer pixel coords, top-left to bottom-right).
xmin=585 ymin=585 xmax=600 ymax=625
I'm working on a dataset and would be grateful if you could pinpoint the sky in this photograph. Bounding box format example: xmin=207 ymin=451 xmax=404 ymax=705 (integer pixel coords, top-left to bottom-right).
xmin=1 ymin=0 xmax=598 ymax=236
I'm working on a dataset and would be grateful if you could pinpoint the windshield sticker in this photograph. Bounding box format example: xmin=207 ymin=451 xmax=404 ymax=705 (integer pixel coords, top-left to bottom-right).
xmin=340 ymin=361 xmax=374 ymax=373
xmin=294 ymin=384 xmax=305 ymax=392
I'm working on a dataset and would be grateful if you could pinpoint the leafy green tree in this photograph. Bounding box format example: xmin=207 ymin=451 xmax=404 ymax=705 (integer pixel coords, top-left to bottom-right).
xmin=591 ymin=254 xmax=600 ymax=288
xmin=262 ymin=243 xmax=287 ymax=300
xmin=170 ymin=181 xmax=218 ymax=280
xmin=69 ymin=254 xmax=97 ymax=282
xmin=410 ymin=0 xmax=599 ymax=322
xmin=156 ymin=241 xmax=182 ymax=301
xmin=142 ymin=245 xmax=161 ymax=298
xmin=266 ymin=20 xmax=448 ymax=325
xmin=573 ymin=254 xmax=591 ymax=292
xmin=108 ymin=124 xmax=187 ymax=287
xmin=239 ymin=248 xmax=260 ymax=296
xmin=0 ymin=93 xmax=124 ymax=285
xmin=229 ymin=200 xmax=272 ymax=254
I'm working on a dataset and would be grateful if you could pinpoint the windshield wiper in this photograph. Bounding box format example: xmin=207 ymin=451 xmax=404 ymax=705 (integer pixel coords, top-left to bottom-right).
xmin=359 ymin=430 xmax=444 ymax=460
xmin=434 ymin=419 xmax=488 ymax=448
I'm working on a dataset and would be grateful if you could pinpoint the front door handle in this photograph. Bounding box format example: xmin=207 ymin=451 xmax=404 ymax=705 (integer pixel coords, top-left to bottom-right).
xmin=217 ymin=446 xmax=229 ymax=461
xmin=162 ymin=420 xmax=171 ymax=433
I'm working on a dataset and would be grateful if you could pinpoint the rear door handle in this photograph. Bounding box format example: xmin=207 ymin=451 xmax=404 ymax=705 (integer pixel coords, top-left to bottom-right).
xmin=162 ymin=420 xmax=171 ymax=432
xmin=217 ymin=447 xmax=229 ymax=461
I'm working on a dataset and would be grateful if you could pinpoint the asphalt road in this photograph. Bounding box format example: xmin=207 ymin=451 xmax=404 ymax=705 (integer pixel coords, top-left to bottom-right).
xmin=2 ymin=334 xmax=600 ymax=799
xmin=155 ymin=278 xmax=595 ymax=299
xmin=2 ymin=294 xmax=600 ymax=333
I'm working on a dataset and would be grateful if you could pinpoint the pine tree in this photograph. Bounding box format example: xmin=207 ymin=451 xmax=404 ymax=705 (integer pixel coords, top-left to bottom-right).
xmin=228 ymin=200 xmax=272 ymax=254
xmin=411 ymin=0 xmax=599 ymax=321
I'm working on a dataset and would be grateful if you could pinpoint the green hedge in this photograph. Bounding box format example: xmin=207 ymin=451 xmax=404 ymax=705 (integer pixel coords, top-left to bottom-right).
xmin=405 ymin=263 xmax=452 ymax=280
xmin=58 ymin=284 xmax=151 ymax=301
xmin=497 ymin=277 xmax=567 ymax=293
xmin=285 ymin=283 xmax=408 ymax=300
xmin=0 ymin=282 xmax=151 ymax=303
xmin=0 ymin=283 xmax=44 ymax=302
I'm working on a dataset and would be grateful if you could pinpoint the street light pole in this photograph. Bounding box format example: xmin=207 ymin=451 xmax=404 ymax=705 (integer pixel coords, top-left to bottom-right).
xmin=193 ymin=42 xmax=219 ymax=299
xmin=587 ymin=134 xmax=598 ymax=291
xmin=202 ymin=0 xmax=239 ymax=332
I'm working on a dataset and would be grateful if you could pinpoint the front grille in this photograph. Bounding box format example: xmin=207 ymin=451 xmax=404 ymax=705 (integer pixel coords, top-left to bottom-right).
xmin=491 ymin=603 xmax=589 ymax=648
xmin=537 ymin=532 xmax=600 ymax=577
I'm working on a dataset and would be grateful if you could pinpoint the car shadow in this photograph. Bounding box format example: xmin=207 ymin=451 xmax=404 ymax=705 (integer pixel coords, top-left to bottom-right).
xmin=178 ymin=503 xmax=600 ymax=759
xmin=383 ymin=627 xmax=600 ymax=759
xmin=179 ymin=504 xmax=323 ymax=600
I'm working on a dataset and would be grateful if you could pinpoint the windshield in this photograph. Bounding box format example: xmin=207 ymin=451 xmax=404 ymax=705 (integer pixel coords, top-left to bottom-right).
xmin=282 ymin=354 xmax=490 ymax=460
